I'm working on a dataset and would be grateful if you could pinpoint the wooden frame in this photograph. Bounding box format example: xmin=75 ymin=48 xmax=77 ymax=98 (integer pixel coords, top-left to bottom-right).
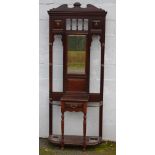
xmin=47 ymin=2 xmax=107 ymax=149
xmin=64 ymin=34 xmax=89 ymax=93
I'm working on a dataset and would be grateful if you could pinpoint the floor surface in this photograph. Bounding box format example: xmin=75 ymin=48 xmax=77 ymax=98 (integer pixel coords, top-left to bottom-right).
xmin=39 ymin=138 xmax=116 ymax=155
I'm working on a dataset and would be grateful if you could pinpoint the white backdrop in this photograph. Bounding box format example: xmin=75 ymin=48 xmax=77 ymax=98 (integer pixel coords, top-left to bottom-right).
xmin=39 ymin=0 xmax=116 ymax=141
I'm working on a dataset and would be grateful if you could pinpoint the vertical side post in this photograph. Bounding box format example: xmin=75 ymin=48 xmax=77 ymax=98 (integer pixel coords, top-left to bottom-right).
xmin=49 ymin=16 xmax=54 ymax=135
xmin=87 ymin=17 xmax=92 ymax=93
xmin=99 ymin=17 xmax=106 ymax=138
xmin=99 ymin=104 xmax=103 ymax=138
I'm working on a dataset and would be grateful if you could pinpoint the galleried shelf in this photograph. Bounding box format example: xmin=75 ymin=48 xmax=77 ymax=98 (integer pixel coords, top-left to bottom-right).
xmin=47 ymin=2 xmax=107 ymax=150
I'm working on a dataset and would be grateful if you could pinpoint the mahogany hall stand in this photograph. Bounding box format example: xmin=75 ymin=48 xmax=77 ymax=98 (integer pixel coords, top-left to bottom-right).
xmin=47 ymin=2 xmax=107 ymax=150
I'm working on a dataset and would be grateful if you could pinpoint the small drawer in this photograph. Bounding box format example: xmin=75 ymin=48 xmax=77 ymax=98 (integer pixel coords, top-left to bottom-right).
xmin=65 ymin=103 xmax=83 ymax=109
xmin=91 ymin=20 xmax=102 ymax=29
xmin=64 ymin=103 xmax=84 ymax=112
xmin=53 ymin=20 xmax=63 ymax=29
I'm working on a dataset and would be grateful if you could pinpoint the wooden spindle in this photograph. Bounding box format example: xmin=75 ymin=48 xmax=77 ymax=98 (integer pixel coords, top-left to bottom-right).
xmin=70 ymin=19 xmax=72 ymax=30
xmin=76 ymin=19 xmax=78 ymax=30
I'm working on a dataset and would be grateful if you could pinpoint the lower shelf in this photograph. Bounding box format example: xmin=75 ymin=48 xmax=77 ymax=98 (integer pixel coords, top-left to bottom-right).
xmin=49 ymin=135 xmax=102 ymax=146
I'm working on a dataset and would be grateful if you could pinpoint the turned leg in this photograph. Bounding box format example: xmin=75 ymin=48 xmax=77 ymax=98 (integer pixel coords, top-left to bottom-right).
xmin=83 ymin=103 xmax=87 ymax=151
xmin=61 ymin=102 xmax=64 ymax=150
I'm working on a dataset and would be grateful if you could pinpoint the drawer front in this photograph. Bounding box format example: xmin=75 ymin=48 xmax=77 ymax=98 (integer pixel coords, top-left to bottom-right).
xmin=53 ymin=19 xmax=64 ymax=30
xmin=64 ymin=103 xmax=84 ymax=112
xmin=91 ymin=20 xmax=102 ymax=29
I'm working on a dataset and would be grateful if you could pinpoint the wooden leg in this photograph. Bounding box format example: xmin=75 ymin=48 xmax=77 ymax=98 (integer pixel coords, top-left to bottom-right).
xmin=49 ymin=102 xmax=53 ymax=135
xmin=83 ymin=103 xmax=87 ymax=151
xmin=99 ymin=103 xmax=103 ymax=138
xmin=61 ymin=102 xmax=64 ymax=150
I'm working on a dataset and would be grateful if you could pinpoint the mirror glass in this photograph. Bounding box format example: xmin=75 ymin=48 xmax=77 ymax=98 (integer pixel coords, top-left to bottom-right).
xmin=67 ymin=35 xmax=86 ymax=74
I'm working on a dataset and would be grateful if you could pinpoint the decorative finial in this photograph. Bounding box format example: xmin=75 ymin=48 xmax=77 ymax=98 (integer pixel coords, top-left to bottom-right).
xmin=74 ymin=2 xmax=81 ymax=7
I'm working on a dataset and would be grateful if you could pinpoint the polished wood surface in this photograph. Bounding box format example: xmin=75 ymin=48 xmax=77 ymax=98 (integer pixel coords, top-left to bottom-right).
xmin=61 ymin=93 xmax=89 ymax=102
xmin=51 ymin=92 xmax=101 ymax=102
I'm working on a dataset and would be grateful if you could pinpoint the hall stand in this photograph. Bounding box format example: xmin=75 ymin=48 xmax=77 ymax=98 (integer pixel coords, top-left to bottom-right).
xmin=47 ymin=2 xmax=107 ymax=150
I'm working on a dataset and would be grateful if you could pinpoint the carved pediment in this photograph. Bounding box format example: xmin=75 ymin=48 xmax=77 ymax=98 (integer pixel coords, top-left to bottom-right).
xmin=48 ymin=2 xmax=107 ymax=15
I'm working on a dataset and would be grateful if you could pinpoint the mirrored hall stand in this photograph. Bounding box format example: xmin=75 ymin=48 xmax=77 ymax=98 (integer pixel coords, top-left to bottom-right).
xmin=48 ymin=2 xmax=107 ymax=150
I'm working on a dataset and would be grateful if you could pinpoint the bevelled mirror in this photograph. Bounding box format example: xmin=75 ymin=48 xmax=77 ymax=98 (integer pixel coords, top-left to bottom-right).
xmin=67 ymin=35 xmax=86 ymax=75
